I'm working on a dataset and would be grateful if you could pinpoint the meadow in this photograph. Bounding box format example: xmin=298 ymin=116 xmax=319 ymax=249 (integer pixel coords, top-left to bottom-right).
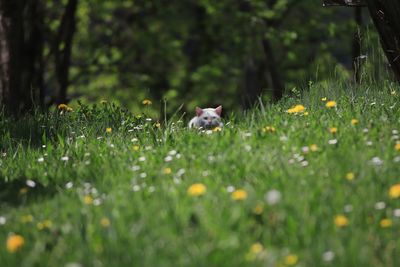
xmin=1 ymin=81 xmax=400 ymax=267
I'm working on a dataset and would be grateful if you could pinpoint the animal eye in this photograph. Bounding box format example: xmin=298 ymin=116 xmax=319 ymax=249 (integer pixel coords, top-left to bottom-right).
xmin=203 ymin=117 xmax=208 ymax=120
xmin=212 ymin=116 xmax=216 ymax=119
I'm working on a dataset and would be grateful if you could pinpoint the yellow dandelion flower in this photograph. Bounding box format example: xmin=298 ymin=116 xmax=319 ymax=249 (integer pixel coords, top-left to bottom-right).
xmin=58 ymin=104 xmax=73 ymax=112
xmin=287 ymin=104 xmax=305 ymax=114
xmin=100 ymin=217 xmax=111 ymax=227
xmin=334 ymin=215 xmax=349 ymax=227
xmin=351 ymin=119 xmax=359 ymax=125
xmin=36 ymin=222 xmax=45 ymax=230
xmin=326 ymin=101 xmax=337 ymax=108
xmin=154 ymin=122 xmax=161 ymax=128
xmin=321 ymin=97 xmax=327 ymax=101
xmin=106 ymin=127 xmax=112 ymax=133
xmin=187 ymin=183 xmax=207 ymax=197
xmin=263 ymin=126 xmax=276 ymax=133
xmin=58 ymin=103 xmax=68 ymax=109
xmin=395 ymin=143 xmax=400 ymax=151
xmin=346 ymin=172 xmax=355 ymax=181
xmin=231 ymin=189 xmax=248 ymax=201
xmin=253 ymin=204 xmax=264 ymax=215
xmin=142 ymin=99 xmax=152 ymax=105
xmin=304 ymin=111 xmax=309 ymax=116
xmin=163 ymin=167 xmax=172 ymax=174
xmin=284 ymin=254 xmax=299 ymax=265
xmin=132 ymin=145 xmax=140 ymax=151
xmin=36 ymin=220 xmax=53 ymax=230
xmin=213 ymin=127 xmax=222 ymax=132
xmin=19 ymin=187 xmax=28 ymax=194
xmin=329 ymin=127 xmax=338 ymax=134
xmin=84 ymin=195 xmax=93 ymax=205
xmin=389 ymin=184 xmax=400 ymax=199
xmin=20 ymin=215 xmax=33 ymax=223
xmin=310 ymin=144 xmax=318 ymax=152
xmin=380 ymin=218 xmax=392 ymax=228
xmin=250 ymin=243 xmax=264 ymax=255
xmin=37 ymin=220 xmax=52 ymax=230
xmin=6 ymin=234 xmax=25 ymax=253
xmin=43 ymin=220 xmax=52 ymax=228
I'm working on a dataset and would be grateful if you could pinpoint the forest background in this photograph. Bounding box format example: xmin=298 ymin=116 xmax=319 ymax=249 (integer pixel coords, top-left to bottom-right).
xmin=0 ymin=0 xmax=389 ymax=117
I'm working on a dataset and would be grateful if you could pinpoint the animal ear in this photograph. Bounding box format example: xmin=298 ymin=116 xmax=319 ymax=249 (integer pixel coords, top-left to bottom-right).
xmin=215 ymin=105 xmax=222 ymax=116
xmin=195 ymin=107 xmax=203 ymax=116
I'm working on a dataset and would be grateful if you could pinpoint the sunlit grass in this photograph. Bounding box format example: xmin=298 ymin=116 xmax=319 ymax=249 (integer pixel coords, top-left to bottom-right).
xmin=0 ymin=82 xmax=399 ymax=267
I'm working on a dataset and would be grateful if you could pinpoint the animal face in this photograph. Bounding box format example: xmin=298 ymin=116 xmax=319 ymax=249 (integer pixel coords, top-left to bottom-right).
xmin=196 ymin=106 xmax=222 ymax=129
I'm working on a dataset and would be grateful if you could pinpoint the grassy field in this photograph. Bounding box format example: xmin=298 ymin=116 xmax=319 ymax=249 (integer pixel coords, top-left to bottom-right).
xmin=1 ymin=81 xmax=400 ymax=267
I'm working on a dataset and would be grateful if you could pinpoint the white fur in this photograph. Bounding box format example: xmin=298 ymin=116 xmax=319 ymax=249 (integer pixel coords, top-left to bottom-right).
xmin=188 ymin=107 xmax=223 ymax=129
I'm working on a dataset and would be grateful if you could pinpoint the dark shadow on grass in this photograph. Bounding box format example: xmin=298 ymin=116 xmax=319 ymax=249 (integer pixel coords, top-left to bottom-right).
xmin=0 ymin=178 xmax=57 ymax=208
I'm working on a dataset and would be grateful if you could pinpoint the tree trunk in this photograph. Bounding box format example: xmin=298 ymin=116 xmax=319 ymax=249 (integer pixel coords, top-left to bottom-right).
xmin=366 ymin=0 xmax=400 ymax=82
xmin=261 ymin=37 xmax=284 ymax=101
xmin=0 ymin=0 xmax=24 ymax=114
xmin=54 ymin=0 xmax=78 ymax=104
xmin=241 ymin=59 xmax=264 ymax=109
xmin=25 ymin=0 xmax=45 ymax=107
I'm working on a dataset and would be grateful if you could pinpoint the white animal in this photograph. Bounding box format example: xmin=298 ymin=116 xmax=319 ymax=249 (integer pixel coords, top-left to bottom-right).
xmin=188 ymin=106 xmax=223 ymax=129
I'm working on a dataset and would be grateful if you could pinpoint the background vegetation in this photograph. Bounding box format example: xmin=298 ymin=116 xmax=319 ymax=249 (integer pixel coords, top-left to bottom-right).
xmin=1 ymin=0 xmax=391 ymax=116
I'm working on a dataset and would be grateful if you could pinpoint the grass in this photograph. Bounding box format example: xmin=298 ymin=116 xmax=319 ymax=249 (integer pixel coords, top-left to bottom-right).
xmin=0 ymin=81 xmax=400 ymax=267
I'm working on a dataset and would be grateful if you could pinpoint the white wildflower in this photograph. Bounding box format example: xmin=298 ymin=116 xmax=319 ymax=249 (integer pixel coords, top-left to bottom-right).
xmin=26 ymin=180 xmax=36 ymax=188
xmin=226 ymin=185 xmax=235 ymax=193
xmin=328 ymin=139 xmax=338 ymax=145
xmin=164 ymin=155 xmax=173 ymax=162
xmin=132 ymin=185 xmax=140 ymax=191
xmin=344 ymin=204 xmax=353 ymax=213
xmin=322 ymin=251 xmax=335 ymax=262
xmin=65 ymin=182 xmax=73 ymax=189
xmin=168 ymin=150 xmax=177 ymax=156
xmin=370 ymin=157 xmax=383 ymax=166
xmin=302 ymin=146 xmax=309 ymax=153
xmin=393 ymin=209 xmax=400 ymax=217
xmin=176 ymin=169 xmax=185 ymax=177
xmin=131 ymin=165 xmax=140 ymax=171
xmin=374 ymin=202 xmax=386 ymax=210
xmin=265 ymin=189 xmax=281 ymax=205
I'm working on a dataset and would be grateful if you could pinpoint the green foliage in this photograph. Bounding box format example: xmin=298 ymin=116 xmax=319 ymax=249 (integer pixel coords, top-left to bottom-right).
xmin=61 ymin=0 xmax=382 ymax=115
xmin=0 ymin=82 xmax=399 ymax=266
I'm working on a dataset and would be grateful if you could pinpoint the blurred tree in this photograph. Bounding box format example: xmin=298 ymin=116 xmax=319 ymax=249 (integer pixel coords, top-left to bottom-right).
xmin=1 ymin=0 xmax=375 ymax=115
xmin=0 ymin=0 xmax=46 ymax=114
xmin=54 ymin=0 xmax=78 ymax=104
xmin=0 ymin=0 xmax=78 ymax=114
xmin=366 ymin=0 xmax=400 ymax=82
xmin=0 ymin=0 xmax=23 ymax=114
xmin=324 ymin=0 xmax=400 ymax=82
